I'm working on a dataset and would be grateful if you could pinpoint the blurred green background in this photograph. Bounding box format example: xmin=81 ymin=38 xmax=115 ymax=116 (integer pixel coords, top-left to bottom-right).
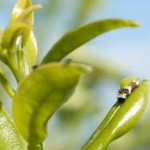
xmin=0 ymin=0 xmax=150 ymax=150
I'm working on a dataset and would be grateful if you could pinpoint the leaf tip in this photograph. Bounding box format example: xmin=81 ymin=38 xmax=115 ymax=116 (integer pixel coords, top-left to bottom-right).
xmin=80 ymin=64 xmax=93 ymax=73
xmin=127 ymin=20 xmax=140 ymax=27
xmin=34 ymin=4 xmax=42 ymax=10
xmin=73 ymin=63 xmax=93 ymax=73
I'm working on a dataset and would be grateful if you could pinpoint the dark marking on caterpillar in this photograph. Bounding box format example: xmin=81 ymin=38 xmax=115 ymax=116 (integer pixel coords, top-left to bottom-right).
xmin=117 ymin=80 xmax=140 ymax=103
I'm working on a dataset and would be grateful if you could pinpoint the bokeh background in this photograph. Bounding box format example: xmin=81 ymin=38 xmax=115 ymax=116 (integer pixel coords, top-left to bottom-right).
xmin=0 ymin=0 xmax=150 ymax=150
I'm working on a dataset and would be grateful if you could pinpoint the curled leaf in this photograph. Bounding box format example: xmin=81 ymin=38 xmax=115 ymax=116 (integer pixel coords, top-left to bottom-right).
xmin=0 ymin=102 xmax=26 ymax=150
xmin=82 ymin=78 xmax=148 ymax=150
xmin=1 ymin=22 xmax=29 ymax=49
xmin=10 ymin=0 xmax=40 ymax=70
xmin=12 ymin=63 xmax=91 ymax=148
xmin=42 ymin=19 xmax=139 ymax=64
xmin=12 ymin=5 xmax=41 ymax=26
xmin=10 ymin=0 xmax=33 ymax=24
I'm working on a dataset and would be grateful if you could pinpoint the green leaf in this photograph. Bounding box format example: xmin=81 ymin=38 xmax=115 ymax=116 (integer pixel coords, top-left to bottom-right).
xmin=0 ymin=102 xmax=26 ymax=150
xmin=42 ymin=19 xmax=139 ymax=64
xmin=1 ymin=22 xmax=29 ymax=49
xmin=10 ymin=0 xmax=41 ymax=70
xmin=23 ymin=31 xmax=38 ymax=72
xmin=10 ymin=0 xmax=33 ymax=25
xmin=82 ymin=77 xmax=148 ymax=150
xmin=12 ymin=63 xmax=91 ymax=149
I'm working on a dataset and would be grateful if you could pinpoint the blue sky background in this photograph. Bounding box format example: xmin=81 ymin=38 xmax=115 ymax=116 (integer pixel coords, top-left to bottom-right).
xmin=0 ymin=0 xmax=149 ymax=66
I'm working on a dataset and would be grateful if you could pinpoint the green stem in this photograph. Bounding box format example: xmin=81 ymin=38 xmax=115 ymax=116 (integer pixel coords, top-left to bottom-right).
xmin=81 ymin=103 xmax=120 ymax=150
xmin=0 ymin=68 xmax=15 ymax=98
xmin=39 ymin=143 xmax=43 ymax=150
xmin=81 ymin=132 xmax=110 ymax=150
xmin=28 ymin=144 xmax=36 ymax=150
xmin=7 ymin=52 xmax=23 ymax=82
xmin=0 ymin=48 xmax=23 ymax=83
xmin=1 ymin=80 xmax=15 ymax=98
xmin=17 ymin=47 xmax=30 ymax=76
xmin=28 ymin=143 xmax=43 ymax=150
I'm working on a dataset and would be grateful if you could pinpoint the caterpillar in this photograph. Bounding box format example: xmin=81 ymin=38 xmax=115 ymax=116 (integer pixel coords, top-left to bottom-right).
xmin=117 ymin=80 xmax=140 ymax=103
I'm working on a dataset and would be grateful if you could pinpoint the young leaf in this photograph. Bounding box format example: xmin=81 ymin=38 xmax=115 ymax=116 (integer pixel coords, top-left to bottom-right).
xmin=82 ymin=78 xmax=148 ymax=150
xmin=0 ymin=102 xmax=26 ymax=150
xmin=42 ymin=19 xmax=139 ymax=64
xmin=12 ymin=63 xmax=91 ymax=149
xmin=1 ymin=22 xmax=29 ymax=49
xmin=23 ymin=31 xmax=38 ymax=72
xmin=10 ymin=0 xmax=41 ymax=71
xmin=10 ymin=0 xmax=33 ymax=25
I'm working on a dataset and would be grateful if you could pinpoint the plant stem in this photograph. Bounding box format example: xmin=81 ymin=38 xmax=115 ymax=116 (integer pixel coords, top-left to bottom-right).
xmin=28 ymin=143 xmax=43 ymax=150
xmin=81 ymin=103 xmax=120 ymax=150
xmin=7 ymin=53 xmax=23 ymax=82
xmin=0 ymin=68 xmax=15 ymax=98
xmin=39 ymin=143 xmax=43 ymax=150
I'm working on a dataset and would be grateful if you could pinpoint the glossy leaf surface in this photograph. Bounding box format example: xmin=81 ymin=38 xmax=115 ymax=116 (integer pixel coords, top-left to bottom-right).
xmin=42 ymin=19 xmax=139 ymax=63
xmin=13 ymin=63 xmax=90 ymax=147
xmin=0 ymin=102 xmax=26 ymax=150
xmin=82 ymin=78 xmax=148 ymax=150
